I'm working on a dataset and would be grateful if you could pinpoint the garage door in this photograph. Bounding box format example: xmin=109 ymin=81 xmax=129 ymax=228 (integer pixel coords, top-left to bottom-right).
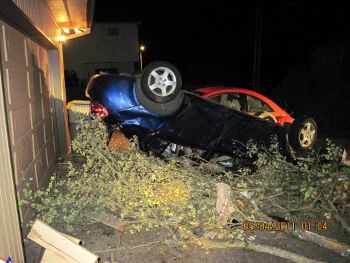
xmin=0 ymin=20 xmax=56 ymax=227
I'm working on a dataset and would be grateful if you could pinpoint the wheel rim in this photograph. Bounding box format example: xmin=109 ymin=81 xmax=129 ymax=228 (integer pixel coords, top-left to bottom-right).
xmin=147 ymin=67 xmax=177 ymax=97
xmin=298 ymin=122 xmax=316 ymax=147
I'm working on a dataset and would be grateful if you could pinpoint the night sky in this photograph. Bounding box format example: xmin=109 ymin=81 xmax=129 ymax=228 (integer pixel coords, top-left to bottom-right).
xmin=94 ymin=0 xmax=349 ymax=130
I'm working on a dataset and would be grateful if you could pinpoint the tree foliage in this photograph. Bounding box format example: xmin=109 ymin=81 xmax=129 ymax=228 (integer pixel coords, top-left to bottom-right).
xmin=20 ymin=117 xmax=349 ymax=239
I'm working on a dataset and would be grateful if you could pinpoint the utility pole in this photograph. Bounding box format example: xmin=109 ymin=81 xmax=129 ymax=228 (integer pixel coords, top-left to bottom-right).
xmin=253 ymin=0 xmax=263 ymax=91
xmin=139 ymin=45 xmax=146 ymax=70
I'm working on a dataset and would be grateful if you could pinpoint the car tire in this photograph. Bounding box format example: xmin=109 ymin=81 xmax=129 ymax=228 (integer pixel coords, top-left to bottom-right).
xmin=135 ymin=77 xmax=183 ymax=116
xmin=140 ymin=61 xmax=182 ymax=103
xmin=289 ymin=116 xmax=317 ymax=151
xmin=135 ymin=62 xmax=183 ymax=116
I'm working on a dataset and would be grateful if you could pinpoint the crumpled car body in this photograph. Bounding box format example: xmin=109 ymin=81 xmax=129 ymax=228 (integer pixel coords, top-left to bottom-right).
xmin=87 ymin=74 xmax=165 ymax=131
xmin=86 ymin=73 xmax=293 ymax=159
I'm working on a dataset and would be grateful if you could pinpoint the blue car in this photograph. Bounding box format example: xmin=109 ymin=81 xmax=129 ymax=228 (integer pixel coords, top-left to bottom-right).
xmin=86 ymin=61 xmax=292 ymax=160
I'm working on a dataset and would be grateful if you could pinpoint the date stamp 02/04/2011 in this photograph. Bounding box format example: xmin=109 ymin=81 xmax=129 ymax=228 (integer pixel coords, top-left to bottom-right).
xmin=242 ymin=220 xmax=329 ymax=232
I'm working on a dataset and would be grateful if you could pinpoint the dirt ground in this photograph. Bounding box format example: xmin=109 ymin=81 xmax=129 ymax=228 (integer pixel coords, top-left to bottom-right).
xmin=24 ymin=136 xmax=350 ymax=263
xmin=25 ymin=217 xmax=350 ymax=263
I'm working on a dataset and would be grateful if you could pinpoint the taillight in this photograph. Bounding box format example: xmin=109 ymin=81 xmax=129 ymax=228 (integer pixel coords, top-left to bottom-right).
xmin=91 ymin=101 xmax=109 ymax=118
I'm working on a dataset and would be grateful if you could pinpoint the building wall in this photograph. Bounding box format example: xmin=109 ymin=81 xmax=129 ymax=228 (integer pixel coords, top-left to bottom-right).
xmin=0 ymin=1 xmax=69 ymax=262
xmin=0 ymin=18 xmax=57 ymax=232
xmin=64 ymin=23 xmax=139 ymax=79
xmin=0 ymin=48 xmax=25 ymax=263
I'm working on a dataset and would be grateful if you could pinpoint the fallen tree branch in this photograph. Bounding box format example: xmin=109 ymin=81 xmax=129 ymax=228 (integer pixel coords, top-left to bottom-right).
xmin=197 ymin=238 xmax=325 ymax=263
xmin=89 ymin=215 xmax=143 ymax=232
xmin=239 ymin=204 xmax=350 ymax=258
xmin=291 ymin=229 xmax=350 ymax=258
xmin=182 ymin=226 xmax=327 ymax=263
xmin=94 ymin=240 xmax=161 ymax=253
xmin=95 ymin=148 xmax=120 ymax=180
xmin=93 ymin=234 xmax=325 ymax=263
xmin=327 ymin=200 xmax=350 ymax=235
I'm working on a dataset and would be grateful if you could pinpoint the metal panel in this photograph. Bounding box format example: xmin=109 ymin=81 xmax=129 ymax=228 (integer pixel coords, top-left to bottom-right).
xmin=0 ymin=18 xmax=57 ymax=237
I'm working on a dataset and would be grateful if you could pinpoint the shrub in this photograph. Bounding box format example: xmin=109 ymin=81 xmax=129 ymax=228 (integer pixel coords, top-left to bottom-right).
xmin=21 ymin=116 xmax=222 ymax=233
xmin=20 ymin=116 xmax=349 ymax=237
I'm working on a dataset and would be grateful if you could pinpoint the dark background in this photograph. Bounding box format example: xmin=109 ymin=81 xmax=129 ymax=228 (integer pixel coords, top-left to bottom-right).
xmin=94 ymin=0 xmax=349 ymax=133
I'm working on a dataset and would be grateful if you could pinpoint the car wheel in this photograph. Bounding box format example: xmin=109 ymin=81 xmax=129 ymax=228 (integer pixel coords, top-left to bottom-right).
xmin=289 ymin=117 xmax=317 ymax=151
xmin=140 ymin=61 xmax=182 ymax=103
xmin=255 ymin=111 xmax=277 ymax=123
xmin=135 ymin=61 xmax=183 ymax=116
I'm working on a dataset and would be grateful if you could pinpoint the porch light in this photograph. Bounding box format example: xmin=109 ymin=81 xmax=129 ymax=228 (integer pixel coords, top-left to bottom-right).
xmin=56 ymin=34 xmax=67 ymax=42
xmin=62 ymin=28 xmax=70 ymax=34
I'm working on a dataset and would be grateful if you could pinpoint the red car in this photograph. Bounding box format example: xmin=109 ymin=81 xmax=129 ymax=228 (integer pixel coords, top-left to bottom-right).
xmin=196 ymin=87 xmax=317 ymax=151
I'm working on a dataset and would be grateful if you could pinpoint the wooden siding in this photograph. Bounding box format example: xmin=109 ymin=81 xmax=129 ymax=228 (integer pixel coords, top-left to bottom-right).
xmin=0 ymin=26 xmax=25 ymax=263
xmin=11 ymin=0 xmax=58 ymax=46
xmin=0 ymin=19 xmax=57 ymax=235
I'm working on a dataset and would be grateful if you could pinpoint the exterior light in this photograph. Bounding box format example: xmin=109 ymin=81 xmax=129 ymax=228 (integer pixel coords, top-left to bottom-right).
xmin=56 ymin=35 xmax=67 ymax=42
xmin=62 ymin=28 xmax=70 ymax=34
xmin=74 ymin=27 xmax=81 ymax=34
xmin=139 ymin=45 xmax=146 ymax=70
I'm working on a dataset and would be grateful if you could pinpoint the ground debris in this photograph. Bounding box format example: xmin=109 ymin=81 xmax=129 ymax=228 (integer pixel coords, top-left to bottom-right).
xmin=21 ymin=117 xmax=350 ymax=262
xmin=27 ymin=220 xmax=99 ymax=263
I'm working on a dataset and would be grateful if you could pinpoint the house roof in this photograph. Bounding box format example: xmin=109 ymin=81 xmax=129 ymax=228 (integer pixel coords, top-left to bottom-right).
xmin=46 ymin=0 xmax=95 ymax=40
xmin=46 ymin=0 xmax=95 ymax=29
xmin=0 ymin=0 xmax=95 ymax=47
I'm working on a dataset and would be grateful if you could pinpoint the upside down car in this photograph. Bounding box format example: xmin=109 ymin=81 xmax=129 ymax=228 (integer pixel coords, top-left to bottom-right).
xmin=86 ymin=61 xmax=317 ymax=160
xmin=195 ymin=87 xmax=317 ymax=151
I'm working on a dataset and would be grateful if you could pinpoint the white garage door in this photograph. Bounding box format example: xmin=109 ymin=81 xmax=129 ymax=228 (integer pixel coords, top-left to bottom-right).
xmin=0 ymin=20 xmax=56 ymax=227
